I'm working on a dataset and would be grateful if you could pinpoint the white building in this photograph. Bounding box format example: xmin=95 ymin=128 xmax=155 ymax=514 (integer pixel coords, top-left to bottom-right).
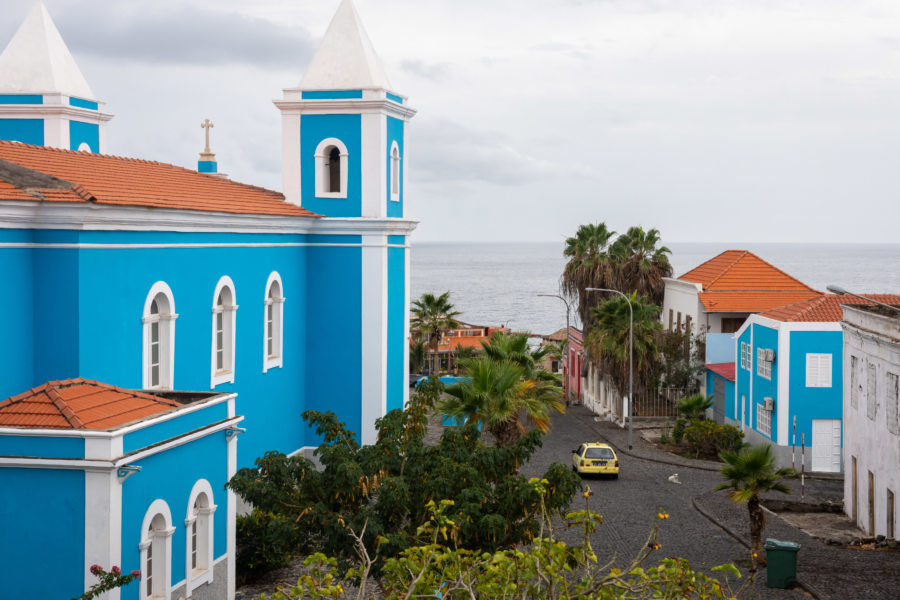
xmin=841 ymin=304 xmax=900 ymax=539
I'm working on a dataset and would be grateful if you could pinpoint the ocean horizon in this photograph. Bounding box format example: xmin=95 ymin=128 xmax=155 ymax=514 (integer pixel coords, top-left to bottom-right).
xmin=410 ymin=241 xmax=900 ymax=336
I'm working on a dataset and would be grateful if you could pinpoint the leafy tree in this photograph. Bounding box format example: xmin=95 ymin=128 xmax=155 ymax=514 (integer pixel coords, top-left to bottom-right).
xmin=584 ymin=293 xmax=662 ymax=398
xmin=409 ymin=338 xmax=427 ymax=374
xmin=678 ymin=393 xmax=714 ymax=421
xmin=440 ymin=332 xmax=564 ymax=447
xmin=561 ymin=222 xmax=617 ymax=334
xmin=608 ymin=226 xmax=673 ymax=306
xmin=228 ymin=378 xmax=579 ymax=579
xmin=258 ymin=483 xmax=749 ymax=600
xmin=411 ymin=292 xmax=461 ymax=374
xmin=716 ymin=444 xmax=792 ymax=570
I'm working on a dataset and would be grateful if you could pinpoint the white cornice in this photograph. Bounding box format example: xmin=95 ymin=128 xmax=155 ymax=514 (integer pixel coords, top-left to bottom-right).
xmin=273 ymin=98 xmax=416 ymax=120
xmin=0 ymin=104 xmax=114 ymax=122
xmin=0 ymin=200 xmax=418 ymax=235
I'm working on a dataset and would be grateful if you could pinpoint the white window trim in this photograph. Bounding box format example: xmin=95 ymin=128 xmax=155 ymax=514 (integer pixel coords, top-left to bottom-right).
xmin=140 ymin=499 xmax=175 ymax=600
xmin=389 ymin=140 xmax=401 ymax=202
xmin=756 ymin=402 xmax=771 ymax=437
xmin=142 ymin=282 xmax=177 ymax=390
xmin=210 ymin=276 xmax=238 ymax=389
xmin=185 ymin=479 xmax=217 ymax=595
xmin=263 ymin=271 xmax=285 ymax=373
xmin=314 ymin=137 xmax=349 ymax=199
xmin=805 ymin=353 xmax=833 ymax=388
xmin=757 ymin=347 xmax=772 ymax=380
xmin=740 ymin=342 xmax=746 ymax=370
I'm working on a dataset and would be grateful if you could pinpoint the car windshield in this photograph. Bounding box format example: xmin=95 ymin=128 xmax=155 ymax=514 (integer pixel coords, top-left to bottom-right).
xmin=584 ymin=447 xmax=614 ymax=459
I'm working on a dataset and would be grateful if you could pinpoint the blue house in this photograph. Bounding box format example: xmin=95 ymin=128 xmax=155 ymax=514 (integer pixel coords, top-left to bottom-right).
xmin=733 ymin=294 xmax=900 ymax=473
xmin=0 ymin=1 xmax=415 ymax=598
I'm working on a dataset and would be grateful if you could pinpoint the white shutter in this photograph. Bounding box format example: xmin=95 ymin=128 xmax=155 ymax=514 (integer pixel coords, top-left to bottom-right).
xmin=806 ymin=354 xmax=832 ymax=388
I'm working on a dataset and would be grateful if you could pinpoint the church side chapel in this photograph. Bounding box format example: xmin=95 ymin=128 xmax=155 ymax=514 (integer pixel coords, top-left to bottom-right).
xmin=0 ymin=1 xmax=415 ymax=599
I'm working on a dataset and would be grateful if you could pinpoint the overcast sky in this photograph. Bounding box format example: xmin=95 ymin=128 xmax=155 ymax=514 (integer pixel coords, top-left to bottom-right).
xmin=4 ymin=0 xmax=900 ymax=243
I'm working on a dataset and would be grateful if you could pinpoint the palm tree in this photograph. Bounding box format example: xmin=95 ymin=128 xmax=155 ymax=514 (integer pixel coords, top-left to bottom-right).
xmin=409 ymin=339 xmax=427 ymax=374
xmin=561 ymin=222 xmax=616 ymax=333
xmin=608 ymin=226 xmax=673 ymax=305
xmin=678 ymin=393 xmax=714 ymax=422
xmin=716 ymin=444 xmax=792 ymax=570
xmin=480 ymin=331 xmax=559 ymax=385
xmin=411 ymin=292 xmax=461 ymax=374
xmin=584 ymin=293 xmax=662 ymax=398
xmin=439 ymin=357 xmax=561 ymax=448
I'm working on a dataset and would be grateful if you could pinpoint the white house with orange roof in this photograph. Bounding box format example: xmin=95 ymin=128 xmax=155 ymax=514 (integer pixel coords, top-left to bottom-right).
xmin=732 ymin=294 xmax=900 ymax=473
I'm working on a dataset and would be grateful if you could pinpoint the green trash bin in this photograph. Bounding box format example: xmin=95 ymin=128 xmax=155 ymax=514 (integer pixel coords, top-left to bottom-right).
xmin=764 ymin=538 xmax=800 ymax=588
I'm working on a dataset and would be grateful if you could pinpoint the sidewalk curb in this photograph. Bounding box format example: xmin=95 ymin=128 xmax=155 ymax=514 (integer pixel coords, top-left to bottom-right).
xmin=691 ymin=496 xmax=825 ymax=600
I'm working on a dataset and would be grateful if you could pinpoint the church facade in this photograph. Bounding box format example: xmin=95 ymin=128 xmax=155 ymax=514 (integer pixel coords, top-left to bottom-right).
xmin=0 ymin=1 xmax=415 ymax=599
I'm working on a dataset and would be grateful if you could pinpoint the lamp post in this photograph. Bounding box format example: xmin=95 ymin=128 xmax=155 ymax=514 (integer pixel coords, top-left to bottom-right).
xmin=585 ymin=287 xmax=634 ymax=450
xmin=538 ymin=293 xmax=572 ymax=403
xmin=827 ymin=285 xmax=900 ymax=315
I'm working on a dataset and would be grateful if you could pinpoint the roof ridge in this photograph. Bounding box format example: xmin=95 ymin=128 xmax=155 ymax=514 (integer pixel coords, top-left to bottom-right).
xmin=749 ymin=253 xmax=819 ymax=293
xmin=704 ymin=250 xmax=748 ymax=289
xmin=46 ymin=384 xmax=85 ymax=429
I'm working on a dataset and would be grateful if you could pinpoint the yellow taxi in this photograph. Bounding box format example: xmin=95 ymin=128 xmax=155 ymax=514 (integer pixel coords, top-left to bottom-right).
xmin=572 ymin=442 xmax=619 ymax=478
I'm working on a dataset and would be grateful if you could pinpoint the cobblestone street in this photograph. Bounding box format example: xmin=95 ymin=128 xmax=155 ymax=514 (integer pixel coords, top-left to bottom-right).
xmin=522 ymin=405 xmax=900 ymax=599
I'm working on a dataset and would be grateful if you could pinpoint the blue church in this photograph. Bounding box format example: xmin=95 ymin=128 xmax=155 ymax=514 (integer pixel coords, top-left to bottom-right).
xmin=0 ymin=1 xmax=415 ymax=598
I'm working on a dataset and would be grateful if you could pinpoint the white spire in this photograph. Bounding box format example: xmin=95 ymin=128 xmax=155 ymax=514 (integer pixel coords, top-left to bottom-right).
xmin=299 ymin=0 xmax=393 ymax=91
xmin=0 ymin=1 xmax=95 ymax=99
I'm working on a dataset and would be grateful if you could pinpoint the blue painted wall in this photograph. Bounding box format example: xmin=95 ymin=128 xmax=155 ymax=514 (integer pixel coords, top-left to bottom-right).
xmin=302 ymin=90 xmax=363 ymax=99
xmin=0 ymin=468 xmax=85 ymax=599
xmin=32 ymin=243 xmax=80 ymax=386
xmin=300 ymin=114 xmax=362 ymax=217
xmin=0 ymin=118 xmax=43 ymax=145
xmin=0 ymin=94 xmax=42 ymax=104
xmin=0 ymin=434 xmax=83 ymax=458
xmin=707 ymin=370 xmax=736 ymax=421
xmin=305 ymin=244 xmax=361 ymax=440
xmin=69 ymin=97 xmax=99 ymax=110
xmin=0 ymin=236 xmax=34 ymax=398
xmin=736 ymin=327 xmax=752 ymax=427
xmin=787 ymin=330 xmax=843 ymax=447
xmin=120 ymin=432 xmax=229 ymax=600
xmin=386 ymin=244 xmax=405 ymax=412
xmin=386 ymin=116 xmax=404 ymax=218
xmin=198 ymin=160 xmax=217 ymax=173
xmin=123 ymin=402 xmax=229 ymax=454
xmin=750 ymin=324 xmax=779 ymax=441
xmin=70 ymin=121 xmax=99 ymax=152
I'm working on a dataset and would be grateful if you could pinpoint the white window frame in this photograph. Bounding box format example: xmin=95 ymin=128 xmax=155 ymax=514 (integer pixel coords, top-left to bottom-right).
xmin=139 ymin=499 xmax=174 ymax=600
xmin=757 ymin=347 xmax=771 ymax=380
xmin=314 ymin=137 xmax=349 ymax=199
xmin=142 ymin=282 xmax=177 ymax=390
xmin=210 ymin=276 xmax=238 ymax=388
xmin=185 ymin=479 xmax=217 ymax=595
xmin=756 ymin=402 xmax=771 ymax=437
xmin=740 ymin=342 xmax=747 ymax=370
xmin=263 ymin=272 xmax=285 ymax=373
xmin=805 ymin=353 xmax=833 ymax=388
xmin=867 ymin=360 xmax=877 ymax=421
xmin=390 ymin=140 xmax=401 ymax=202
xmin=850 ymin=355 xmax=859 ymax=408
xmin=887 ymin=372 xmax=899 ymax=435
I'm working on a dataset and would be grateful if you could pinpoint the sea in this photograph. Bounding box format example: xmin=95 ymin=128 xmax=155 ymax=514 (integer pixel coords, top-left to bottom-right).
xmin=410 ymin=242 xmax=900 ymax=336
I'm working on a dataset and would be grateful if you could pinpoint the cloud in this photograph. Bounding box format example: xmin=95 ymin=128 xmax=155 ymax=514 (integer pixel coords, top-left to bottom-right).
xmin=412 ymin=118 xmax=595 ymax=186
xmin=398 ymin=59 xmax=452 ymax=82
xmin=53 ymin=1 xmax=315 ymax=67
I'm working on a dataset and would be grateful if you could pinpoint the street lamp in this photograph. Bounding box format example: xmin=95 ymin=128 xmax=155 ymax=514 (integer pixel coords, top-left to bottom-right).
xmin=537 ymin=293 xmax=572 ymax=403
xmin=585 ymin=287 xmax=634 ymax=450
xmin=827 ymin=284 xmax=900 ymax=315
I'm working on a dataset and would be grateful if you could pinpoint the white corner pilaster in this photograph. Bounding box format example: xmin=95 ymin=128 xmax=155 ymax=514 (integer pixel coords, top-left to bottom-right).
xmin=280 ymin=102 xmax=302 ymax=207
xmin=777 ymin=327 xmax=791 ymax=446
xmin=403 ymin=240 xmax=411 ymax=408
xmin=360 ymin=113 xmax=386 ymax=218
xmin=361 ymin=234 xmax=388 ymax=444
xmin=226 ymin=427 xmax=237 ymax=600
xmin=84 ymin=468 xmax=122 ymax=600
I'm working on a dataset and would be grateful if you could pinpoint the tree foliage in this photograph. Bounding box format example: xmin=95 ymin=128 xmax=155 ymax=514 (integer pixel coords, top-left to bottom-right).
xmin=256 ymin=482 xmax=748 ymax=600
xmin=411 ymin=291 xmax=461 ymax=374
xmin=228 ymin=379 xmax=579 ymax=580
xmin=716 ymin=444 xmax=792 ymax=569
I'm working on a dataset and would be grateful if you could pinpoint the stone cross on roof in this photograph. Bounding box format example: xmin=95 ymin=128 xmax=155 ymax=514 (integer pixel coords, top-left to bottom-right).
xmin=200 ymin=118 xmax=215 ymax=161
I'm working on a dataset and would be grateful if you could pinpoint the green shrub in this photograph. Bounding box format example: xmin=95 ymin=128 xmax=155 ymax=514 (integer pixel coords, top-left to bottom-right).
xmin=684 ymin=420 xmax=743 ymax=459
xmin=672 ymin=418 xmax=687 ymax=444
xmin=235 ymin=510 xmax=298 ymax=583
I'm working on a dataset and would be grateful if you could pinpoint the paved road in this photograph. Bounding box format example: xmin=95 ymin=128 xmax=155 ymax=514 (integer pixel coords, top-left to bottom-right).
xmin=521 ymin=406 xmax=823 ymax=599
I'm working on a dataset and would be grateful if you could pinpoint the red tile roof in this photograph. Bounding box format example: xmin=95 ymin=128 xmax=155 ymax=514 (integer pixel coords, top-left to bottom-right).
xmin=760 ymin=294 xmax=900 ymax=323
xmin=0 ymin=140 xmax=320 ymax=217
xmin=0 ymin=378 xmax=181 ymax=430
xmin=707 ymin=362 xmax=736 ymax=382
xmin=679 ymin=250 xmax=821 ymax=312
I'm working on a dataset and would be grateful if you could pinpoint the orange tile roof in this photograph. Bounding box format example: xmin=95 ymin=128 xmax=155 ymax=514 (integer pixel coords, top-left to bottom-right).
xmin=680 ymin=250 xmax=818 ymax=292
xmin=679 ymin=250 xmax=821 ymax=312
xmin=760 ymin=294 xmax=900 ymax=323
xmin=438 ymin=336 xmax=488 ymax=352
xmin=0 ymin=378 xmax=181 ymax=430
xmin=698 ymin=291 xmax=823 ymax=313
xmin=0 ymin=140 xmax=320 ymax=217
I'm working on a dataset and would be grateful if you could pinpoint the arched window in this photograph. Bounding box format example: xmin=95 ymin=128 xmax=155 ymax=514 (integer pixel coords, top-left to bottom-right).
xmin=142 ymin=282 xmax=177 ymax=389
xmin=211 ymin=276 xmax=238 ymax=388
xmin=390 ymin=141 xmax=401 ymax=201
xmin=314 ymin=137 xmax=348 ymax=199
xmin=140 ymin=500 xmax=174 ymax=600
xmin=263 ymin=272 xmax=285 ymax=372
xmin=185 ymin=480 xmax=216 ymax=593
